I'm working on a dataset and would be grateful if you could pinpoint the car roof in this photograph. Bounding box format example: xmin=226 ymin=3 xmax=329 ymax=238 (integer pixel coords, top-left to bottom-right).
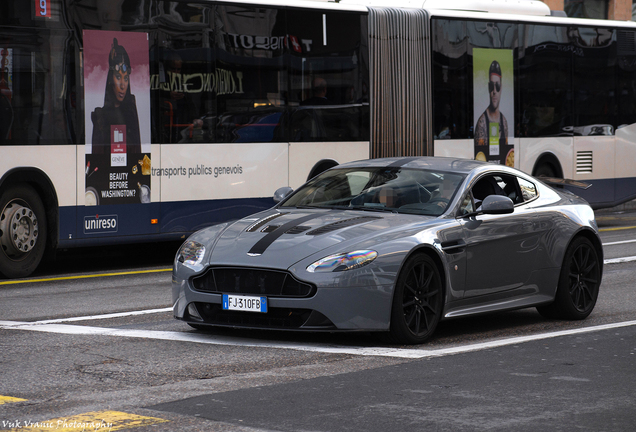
xmin=336 ymin=156 xmax=507 ymax=176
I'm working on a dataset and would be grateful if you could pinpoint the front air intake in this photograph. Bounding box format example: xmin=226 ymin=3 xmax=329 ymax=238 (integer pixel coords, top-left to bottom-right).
xmin=192 ymin=267 xmax=315 ymax=297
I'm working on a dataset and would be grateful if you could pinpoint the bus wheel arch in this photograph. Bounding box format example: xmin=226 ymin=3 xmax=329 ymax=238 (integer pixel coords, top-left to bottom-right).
xmin=307 ymin=159 xmax=339 ymax=181
xmin=532 ymin=154 xmax=563 ymax=179
xmin=0 ymin=169 xmax=59 ymax=278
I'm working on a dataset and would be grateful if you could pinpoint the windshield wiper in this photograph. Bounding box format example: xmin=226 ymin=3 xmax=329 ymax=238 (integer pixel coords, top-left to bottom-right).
xmin=349 ymin=205 xmax=397 ymax=213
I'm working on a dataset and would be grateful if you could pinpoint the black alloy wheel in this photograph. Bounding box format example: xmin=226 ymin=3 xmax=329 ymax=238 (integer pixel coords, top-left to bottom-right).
xmin=389 ymin=253 xmax=444 ymax=345
xmin=537 ymin=237 xmax=601 ymax=320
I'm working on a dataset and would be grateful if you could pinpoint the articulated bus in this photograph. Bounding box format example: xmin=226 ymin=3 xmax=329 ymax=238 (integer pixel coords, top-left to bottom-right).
xmin=2 ymin=0 xmax=636 ymax=278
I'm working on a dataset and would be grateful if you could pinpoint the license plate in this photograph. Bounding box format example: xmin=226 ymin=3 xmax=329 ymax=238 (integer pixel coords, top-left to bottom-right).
xmin=222 ymin=294 xmax=268 ymax=313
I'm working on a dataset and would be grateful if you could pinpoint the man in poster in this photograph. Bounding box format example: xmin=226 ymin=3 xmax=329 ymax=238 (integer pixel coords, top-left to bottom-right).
xmin=474 ymin=60 xmax=509 ymax=152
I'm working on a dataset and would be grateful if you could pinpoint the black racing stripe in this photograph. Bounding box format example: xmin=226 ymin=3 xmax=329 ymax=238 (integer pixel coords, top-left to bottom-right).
xmin=387 ymin=157 xmax=419 ymax=168
xmin=247 ymin=213 xmax=324 ymax=256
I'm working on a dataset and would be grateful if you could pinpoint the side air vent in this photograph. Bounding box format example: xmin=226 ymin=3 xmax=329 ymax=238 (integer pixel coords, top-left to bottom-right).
xmin=306 ymin=216 xmax=381 ymax=236
xmin=576 ymin=151 xmax=593 ymax=174
xmin=246 ymin=213 xmax=285 ymax=232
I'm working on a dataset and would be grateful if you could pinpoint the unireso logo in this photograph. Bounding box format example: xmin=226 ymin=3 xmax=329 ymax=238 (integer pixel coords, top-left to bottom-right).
xmin=84 ymin=215 xmax=118 ymax=234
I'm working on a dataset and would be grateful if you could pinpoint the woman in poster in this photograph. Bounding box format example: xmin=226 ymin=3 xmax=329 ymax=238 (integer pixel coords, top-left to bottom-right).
xmin=91 ymin=38 xmax=141 ymax=154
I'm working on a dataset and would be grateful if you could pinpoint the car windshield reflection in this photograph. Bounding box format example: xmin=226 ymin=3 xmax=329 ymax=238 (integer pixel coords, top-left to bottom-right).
xmin=280 ymin=167 xmax=465 ymax=216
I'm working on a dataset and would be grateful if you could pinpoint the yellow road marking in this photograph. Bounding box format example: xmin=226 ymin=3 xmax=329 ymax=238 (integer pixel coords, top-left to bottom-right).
xmin=0 ymin=395 xmax=27 ymax=405
xmin=0 ymin=268 xmax=171 ymax=286
xmin=2 ymin=410 xmax=168 ymax=431
xmin=599 ymin=225 xmax=636 ymax=232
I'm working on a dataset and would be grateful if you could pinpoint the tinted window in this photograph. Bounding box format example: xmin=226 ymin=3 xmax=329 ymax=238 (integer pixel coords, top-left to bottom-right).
xmin=571 ymin=27 xmax=615 ymax=136
xmin=518 ymin=24 xmax=573 ymax=137
xmin=151 ymin=2 xmax=215 ymax=144
xmin=214 ymin=5 xmax=287 ymax=143
xmin=285 ymin=9 xmax=369 ymax=142
xmin=0 ymin=28 xmax=74 ymax=145
xmin=432 ymin=19 xmax=471 ymax=139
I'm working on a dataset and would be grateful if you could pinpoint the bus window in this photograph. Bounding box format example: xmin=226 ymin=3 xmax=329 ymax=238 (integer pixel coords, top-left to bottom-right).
xmin=286 ymin=9 xmax=369 ymax=142
xmin=0 ymin=30 xmax=71 ymax=145
xmin=214 ymin=5 xmax=287 ymax=143
xmin=432 ymin=19 xmax=471 ymax=140
xmin=571 ymin=26 xmax=615 ymax=135
xmin=151 ymin=2 xmax=214 ymax=144
xmin=518 ymin=24 xmax=573 ymax=137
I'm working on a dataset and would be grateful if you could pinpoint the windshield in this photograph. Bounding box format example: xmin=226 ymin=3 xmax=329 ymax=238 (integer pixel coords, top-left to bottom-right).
xmin=281 ymin=167 xmax=465 ymax=216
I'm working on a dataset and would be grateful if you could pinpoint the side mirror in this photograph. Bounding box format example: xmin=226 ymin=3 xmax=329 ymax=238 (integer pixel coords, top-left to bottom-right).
xmin=273 ymin=186 xmax=293 ymax=203
xmin=481 ymin=195 xmax=514 ymax=214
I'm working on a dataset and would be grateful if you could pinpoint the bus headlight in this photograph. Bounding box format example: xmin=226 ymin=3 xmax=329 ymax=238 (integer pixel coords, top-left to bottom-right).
xmin=307 ymin=250 xmax=378 ymax=273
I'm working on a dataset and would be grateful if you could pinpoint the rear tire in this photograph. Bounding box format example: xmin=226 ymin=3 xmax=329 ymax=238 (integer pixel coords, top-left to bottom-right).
xmin=0 ymin=185 xmax=47 ymax=278
xmin=537 ymin=237 xmax=601 ymax=320
xmin=389 ymin=254 xmax=443 ymax=344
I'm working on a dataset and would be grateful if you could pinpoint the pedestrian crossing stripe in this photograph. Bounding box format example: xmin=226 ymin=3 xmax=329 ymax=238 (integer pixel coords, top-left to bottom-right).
xmin=1 ymin=410 xmax=168 ymax=431
xmin=0 ymin=395 xmax=27 ymax=405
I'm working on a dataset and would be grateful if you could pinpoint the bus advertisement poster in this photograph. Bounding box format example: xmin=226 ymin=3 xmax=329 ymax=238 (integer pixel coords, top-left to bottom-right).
xmin=83 ymin=30 xmax=151 ymax=206
xmin=473 ymin=48 xmax=515 ymax=167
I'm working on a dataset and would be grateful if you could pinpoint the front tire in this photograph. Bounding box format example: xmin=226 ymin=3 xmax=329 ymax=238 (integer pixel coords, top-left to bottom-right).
xmin=389 ymin=254 xmax=444 ymax=345
xmin=0 ymin=185 xmax=47 ymax=278
xmin=537 ymin=237 xmax=601 ymax=320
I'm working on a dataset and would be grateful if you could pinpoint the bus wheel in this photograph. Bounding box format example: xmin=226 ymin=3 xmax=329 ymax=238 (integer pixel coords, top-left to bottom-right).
xmin=534 ymin=163 xmax=557 ymax=178
xmin=0 ymin=185 xmax=47 ymax=278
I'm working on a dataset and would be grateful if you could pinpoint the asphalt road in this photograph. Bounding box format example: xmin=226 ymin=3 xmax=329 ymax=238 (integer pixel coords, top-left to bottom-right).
xmin=0 ymin=209 xmax=635 ymax=431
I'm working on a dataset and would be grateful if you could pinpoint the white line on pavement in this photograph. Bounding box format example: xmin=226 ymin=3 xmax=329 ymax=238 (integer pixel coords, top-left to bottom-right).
xmin=1 ymin=319 xmax=635 ymax=359
xmin=604 ymin=256 xmax=636 ymax=264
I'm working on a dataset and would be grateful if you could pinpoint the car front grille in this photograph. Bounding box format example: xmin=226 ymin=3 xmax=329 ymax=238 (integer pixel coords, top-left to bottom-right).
xmin=191 ymin=267 xmax=315 ymax=298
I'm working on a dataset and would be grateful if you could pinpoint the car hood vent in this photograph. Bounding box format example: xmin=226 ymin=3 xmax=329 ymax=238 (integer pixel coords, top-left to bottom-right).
xmin=286 ymin=225 xmax=311 ymax=234
xmin=261 ymin=225 xmax=281 ymax=233
xmin=306 ymin=216 xmax=382 ymax=236
xmin=246 ymin=212 xmax=286 ymax=232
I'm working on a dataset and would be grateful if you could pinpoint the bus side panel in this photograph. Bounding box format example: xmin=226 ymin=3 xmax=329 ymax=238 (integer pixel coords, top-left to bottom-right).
xmin=288 ymin=141 xmax=370 ymax=189
xmin=0 ymin=146 xmax=76 ymax=206
xmin=158 ymin=142 xmax=287 ymax=233
xmin=518 ymin=137 xmax=574 ymax=179
xmin=615 ymin=124 xmax=636 ymax=204
xmin=433 ymin=139 xmax=474 ymax=161
xmin=570 ymin=135 xmax=615 ymax=205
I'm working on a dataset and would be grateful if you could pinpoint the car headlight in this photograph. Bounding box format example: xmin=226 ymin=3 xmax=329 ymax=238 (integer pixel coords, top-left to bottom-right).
xmin=307 ymin=250 xmax=378 ymax=273
xmin=177 ymin=240 xmax=206 ymax=267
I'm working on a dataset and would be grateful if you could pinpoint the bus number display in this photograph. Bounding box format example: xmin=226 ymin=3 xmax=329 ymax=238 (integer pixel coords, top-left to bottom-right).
xmin=36 ymin=0 xmax=51 ymax=18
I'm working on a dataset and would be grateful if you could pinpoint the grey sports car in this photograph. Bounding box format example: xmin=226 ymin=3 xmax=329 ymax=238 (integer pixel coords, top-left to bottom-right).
xmin=172 ymin=157 xmax=603 ymax=344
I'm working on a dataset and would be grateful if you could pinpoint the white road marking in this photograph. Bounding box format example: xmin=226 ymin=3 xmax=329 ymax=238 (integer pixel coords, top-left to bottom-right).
xmin=603 ymin=239 xmax=636 ymax=246
xmin=33 ymin=307 xmax=173 ymax=324
xmin=1 ymin=318 xmax=635 ymax=360
xmin=604 ymin=256 xmax=636 ymax=264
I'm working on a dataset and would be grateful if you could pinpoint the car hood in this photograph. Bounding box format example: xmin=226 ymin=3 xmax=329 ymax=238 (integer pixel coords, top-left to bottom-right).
xmin=205 ymin=209 xmax=437 ymax=269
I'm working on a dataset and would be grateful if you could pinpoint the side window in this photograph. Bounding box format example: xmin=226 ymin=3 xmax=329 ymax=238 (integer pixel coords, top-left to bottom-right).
xmin=461 ymin=173 xmax=525 ymax=214
xmin=517 ymin=177 xmax=538 ymax=202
